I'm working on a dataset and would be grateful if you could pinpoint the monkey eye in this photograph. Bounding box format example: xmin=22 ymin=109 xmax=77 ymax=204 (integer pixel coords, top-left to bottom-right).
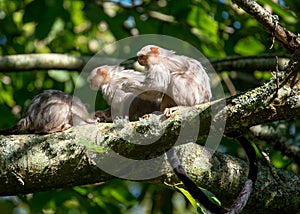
xmin=138 ymin=55 xmax=147 ymax=59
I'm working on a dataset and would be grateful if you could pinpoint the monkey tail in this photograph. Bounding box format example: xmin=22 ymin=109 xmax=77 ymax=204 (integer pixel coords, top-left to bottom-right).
xmin=0 ymin=118 xmax=29 ymax=135
xmin=225 ymin=133 xmax=258 ymax=214
xmin=166 ymin=147 xmax=228 ymax=214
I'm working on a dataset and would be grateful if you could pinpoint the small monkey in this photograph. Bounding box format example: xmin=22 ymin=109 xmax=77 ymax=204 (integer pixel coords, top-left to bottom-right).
xmin=0 ymin=90 xmax=97 ymax=135
xmin=136 ymin=45 xmax=211 ymax=114
xmin=87 ymin=65 xmax=160 ymax=121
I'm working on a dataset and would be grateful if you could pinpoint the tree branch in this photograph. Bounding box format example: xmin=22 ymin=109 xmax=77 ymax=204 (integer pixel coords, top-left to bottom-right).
xmin=232 ymin=0 xmax=300 ymax=52
xmin=0 ymin=54 xmax=290 ymax=73
xmin=0 ymin=54 xmax=86 ymax=72
xmin=0 ymin=128 xmax=299 ymax=213
xmin=209 ymin=54 xmax=290 ymax=72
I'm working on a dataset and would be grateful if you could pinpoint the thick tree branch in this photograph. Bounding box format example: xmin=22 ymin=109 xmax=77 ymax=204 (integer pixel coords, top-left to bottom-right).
xmin=0 ymin=54 xmax=86 ymax=72
xmin=0 ymin=129 xmax=299 ymax=213
xmin=232 ymin=0 xmax=300 ymax=52
xmin=0 ymin=54 xmax=290 ymax=73
xmin=209 ymin=54 xmax=290 ymax=72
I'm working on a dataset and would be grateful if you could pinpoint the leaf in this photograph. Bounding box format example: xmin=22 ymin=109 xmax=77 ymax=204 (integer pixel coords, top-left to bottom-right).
xmin=199 ymin=187 xmax=221 ymax=206
xmin=175 ymin=186 xmax=198 ymax=209
xmin=175 ymin=185 xmax=221 ymax=214
xmin=23 ymin=0 xmax=67 ymax=39
xmin=234 ymin=36 xmax=265 ymax=55
xmin=48 ymin=70 xmax=71 ymax=82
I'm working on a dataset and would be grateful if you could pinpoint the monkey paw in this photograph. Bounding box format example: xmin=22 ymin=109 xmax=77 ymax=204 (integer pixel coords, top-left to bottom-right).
xmin=163 ymin=106 xmax=182 ymax=117
xmin=94 ymin=109 xmax=112 ymax=122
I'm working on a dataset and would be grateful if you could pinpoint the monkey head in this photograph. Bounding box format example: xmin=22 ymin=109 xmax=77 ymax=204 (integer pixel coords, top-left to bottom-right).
xmin=136 ymin=45 xmax=164 ymax=67
xmin=87 ymin=66 xmax=112 ymax=90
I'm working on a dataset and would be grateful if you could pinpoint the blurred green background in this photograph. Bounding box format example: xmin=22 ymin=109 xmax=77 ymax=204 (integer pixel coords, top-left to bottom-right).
xmin=0 ymin=0 xmax=299 ymax=213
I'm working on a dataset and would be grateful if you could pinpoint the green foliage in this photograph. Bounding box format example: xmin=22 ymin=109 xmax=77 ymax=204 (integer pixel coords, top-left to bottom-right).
xmin=0 ymin=0 xmax=299 ymax=213
xmin=175 ymin=185 xmax=221 ymax=214
xmin=15 ymin=181 xmax=138 ymax=214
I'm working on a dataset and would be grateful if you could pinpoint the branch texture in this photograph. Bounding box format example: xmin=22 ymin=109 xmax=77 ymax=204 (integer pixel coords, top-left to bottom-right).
xmin=0 ymin=54 xmax=290 ymax=73
xmin=232 ymin=0 xmax=300 ymax=52
xmin=0 ymin=129 xmax=299 ymax=213
xmin=209 ymin=54 xmax=290 ymax=72
xmin=0 ymin=54 xmax=86 ymax=72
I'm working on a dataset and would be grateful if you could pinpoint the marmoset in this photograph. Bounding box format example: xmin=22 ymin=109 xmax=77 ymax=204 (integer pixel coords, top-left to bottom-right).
xmin=87 ymin=65 xmax=160 ymax=121
xmin=0 ymin=90 xmax=97 ymax=135
xmin=137 ymin=45 xmax=212 ymax=114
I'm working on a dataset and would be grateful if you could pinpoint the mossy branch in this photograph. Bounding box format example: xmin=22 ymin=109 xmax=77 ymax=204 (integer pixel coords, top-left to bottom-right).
xmin=232 ymin=0 xmax=300 ymax=52
xmin=0 ymin=127 xmax=299 ymax=213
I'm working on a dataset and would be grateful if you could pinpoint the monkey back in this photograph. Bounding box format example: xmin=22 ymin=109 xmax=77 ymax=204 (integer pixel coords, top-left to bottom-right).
xmin=0 ymin=90 xmax=96 ymax=135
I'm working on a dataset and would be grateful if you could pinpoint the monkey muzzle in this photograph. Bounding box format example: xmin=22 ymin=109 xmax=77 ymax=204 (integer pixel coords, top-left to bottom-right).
xmin=137 ymin=55 xmax=148 ymax=66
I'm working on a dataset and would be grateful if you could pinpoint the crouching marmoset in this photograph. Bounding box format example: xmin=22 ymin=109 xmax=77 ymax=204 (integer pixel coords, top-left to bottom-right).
xmin=0 ymin=90 xmax=97 ymax=135
xmin=136 ymin=45 xmax=212 ymax=115
xmin=87 ymin=65 xmax=160 ymax=121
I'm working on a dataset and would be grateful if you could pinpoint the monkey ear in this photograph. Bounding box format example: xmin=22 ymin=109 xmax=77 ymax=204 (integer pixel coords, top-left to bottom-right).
xmin=97 ymin=68 xmax=108 ymax=79
xmin=150 ymin=47 xmax=160 ymax=55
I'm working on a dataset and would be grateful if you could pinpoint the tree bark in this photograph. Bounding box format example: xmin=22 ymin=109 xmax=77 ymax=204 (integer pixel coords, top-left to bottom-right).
xmin=0 ymin=127 xmax=299 ymax=213
xmin=0 ymin=53 xmax=290 ymax=73
xmin=232 ymin=0 xmax=300 ymax=52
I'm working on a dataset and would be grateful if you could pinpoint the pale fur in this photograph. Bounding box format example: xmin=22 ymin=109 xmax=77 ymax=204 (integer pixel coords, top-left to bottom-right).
xmin=137 ymin=45 xmax=212 ymax=110
xmin=87 ymin=65 xmax=160 ymax=118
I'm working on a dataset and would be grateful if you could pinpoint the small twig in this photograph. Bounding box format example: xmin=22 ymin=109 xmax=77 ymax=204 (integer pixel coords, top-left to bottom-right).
xmin=255 ymin=143 xmax=285 ymax=188
xmin=269 ymin=15 xmax=279 ymax=50
xmin=12 ymin=171 xmax=25 ymax=186
xmin=275 ymin=55 xmax=279 ymax=97
xmin=221 ymin=72 xmax=237 ymax=96
xmin=163 ymin=180 xmax=182 ymax=188
xmin=232 ymin=0 xmax=300 ymax=52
